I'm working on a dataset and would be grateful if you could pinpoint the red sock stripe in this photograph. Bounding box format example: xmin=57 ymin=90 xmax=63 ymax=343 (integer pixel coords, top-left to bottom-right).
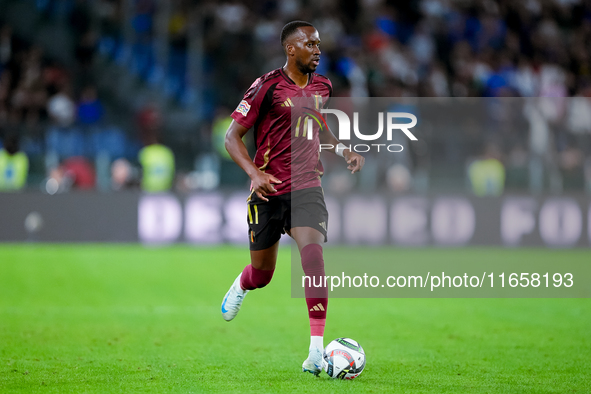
xmin=309 ymin=317 xmax=326 ymax=337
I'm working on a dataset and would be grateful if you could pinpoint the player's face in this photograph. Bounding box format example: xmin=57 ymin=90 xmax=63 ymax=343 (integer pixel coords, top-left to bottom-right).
xmin=292 ymin=27 xmax=321 ymax=74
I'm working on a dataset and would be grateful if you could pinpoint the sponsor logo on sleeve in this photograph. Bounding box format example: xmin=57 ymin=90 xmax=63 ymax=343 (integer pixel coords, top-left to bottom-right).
xmin=236 ymin=100 xmax=251 ymax=116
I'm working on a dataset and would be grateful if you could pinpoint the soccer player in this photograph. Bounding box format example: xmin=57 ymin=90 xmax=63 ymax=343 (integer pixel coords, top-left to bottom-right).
xmin=220 ymin=21 xmax=365 ymax=376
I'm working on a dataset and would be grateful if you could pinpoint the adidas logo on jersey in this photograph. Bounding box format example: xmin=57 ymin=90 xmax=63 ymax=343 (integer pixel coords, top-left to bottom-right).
xmin=280 ymin=98 xmax=294 ymax=107
xmin=309 ymin=303 xmax=325 ymax=312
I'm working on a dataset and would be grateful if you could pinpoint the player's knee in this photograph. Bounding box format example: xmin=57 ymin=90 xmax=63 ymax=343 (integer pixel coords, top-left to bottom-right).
xmin=301 ymin=243 xmax=324 ymax=273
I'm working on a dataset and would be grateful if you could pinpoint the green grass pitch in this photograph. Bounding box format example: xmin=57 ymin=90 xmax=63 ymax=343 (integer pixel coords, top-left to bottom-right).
xmin=0 ymin=244 xmax=589 ymax=393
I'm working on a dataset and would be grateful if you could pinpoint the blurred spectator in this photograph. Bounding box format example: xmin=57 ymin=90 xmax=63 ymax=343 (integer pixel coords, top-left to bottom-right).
xmin=169 ymin=3 xmax=189 ymax=50
xmin=10 ymin=46 xmax=47 ymax=125
xmin=0 ymin=25 xmax=12 ymax=67
xmin=47 ymin=85 xmax=76 ymax=127
xmin=75 ymin=31 xmax=97 ymax=69
xmin=96 ymin=0 xmax=121 ymax=38
xmin=468 ymin=144 xmax=506 ymax=196
xmin=111 ymin=158 xmax=138 ymax=190
xmin=211 ymin=106 xmax=249 ymax=186
xmin=136 ymin=101 xmax=162 ymax=139
xmin=215 ymin=2 xmax=249 ymax=33
xmin=558 ymin=140 xmax=585 ymax=190
xmin=567 ymin=95 xmax=591 ymax=134
xmin=386 ymin=163 xmax=412 ymax=193
xmin=43 ymin=61 xmax=70 ymax=91
xmin=0 ymin=134 xmax=28 ymax=191
xmin=211 ymin=107 xmax=233 ymax=161
xmin=132 ymin=0 xmax=156 ymax=39
xmin=138 ymin=132 xmax=175 ymax=193
xmin=51 ymin=156 xmax=96 ymax=191
xmin=77 ymin=85 xmax=104 ymax=126
xmin=0 ymin=70 xmax=10 ymax=123
xmin=69 ymin=0 xmax=92 ymax=37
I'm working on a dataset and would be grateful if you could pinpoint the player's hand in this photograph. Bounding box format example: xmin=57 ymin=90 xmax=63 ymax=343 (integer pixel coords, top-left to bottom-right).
xmin=251 ymin=171 xmax=282 ymax=202
xmin=344 ymin=151 xmax=365 ymax=174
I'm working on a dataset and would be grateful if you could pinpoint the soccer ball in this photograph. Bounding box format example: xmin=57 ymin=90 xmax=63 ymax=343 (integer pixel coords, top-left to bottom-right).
xmin=322 ymin=338 xmax=366 ymax=379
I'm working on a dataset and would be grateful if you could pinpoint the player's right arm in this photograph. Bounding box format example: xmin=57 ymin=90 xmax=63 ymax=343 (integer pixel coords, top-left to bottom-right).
xmin=224 ymin=120 xmax=281 ymax=202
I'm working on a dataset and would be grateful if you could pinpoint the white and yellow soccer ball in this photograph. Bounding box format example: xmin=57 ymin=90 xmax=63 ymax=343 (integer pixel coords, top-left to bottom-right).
xmin=322 ymin=338 xmax=366 ymax=380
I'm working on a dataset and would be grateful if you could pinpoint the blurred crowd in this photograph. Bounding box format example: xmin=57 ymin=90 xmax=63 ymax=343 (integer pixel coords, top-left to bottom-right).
xmin=0 ymin=22 xmax=112 ymax=192
xmin=0 ymin=1 xmax=174 ymax=194
xmin=173 ymin=0 xmax=591 ymax=105
xmin=192 ymin=0 xmax=591 ymax=194
xmin=1 ymin=0 xmax=591 ymax=194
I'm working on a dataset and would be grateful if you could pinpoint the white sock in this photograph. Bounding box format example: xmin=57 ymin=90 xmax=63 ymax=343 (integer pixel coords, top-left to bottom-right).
xmin=310 ymin=336 xmax=323 ymax=351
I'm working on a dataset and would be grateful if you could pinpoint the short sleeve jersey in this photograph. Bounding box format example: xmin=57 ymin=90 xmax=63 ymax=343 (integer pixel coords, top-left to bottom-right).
xmin=231 ymin=68 xmax=332 ymax=196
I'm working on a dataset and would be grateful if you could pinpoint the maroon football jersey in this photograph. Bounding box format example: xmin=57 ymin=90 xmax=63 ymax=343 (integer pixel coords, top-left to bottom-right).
xmin=231 ymin=68 xmax=332 ymax=196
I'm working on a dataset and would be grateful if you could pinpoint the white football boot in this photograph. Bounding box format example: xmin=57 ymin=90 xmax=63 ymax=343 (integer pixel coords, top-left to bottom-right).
xmin=221 ymin=273 xmax=249 ymax=321
xmin=302 ymin=347 xmax=323 ymax=376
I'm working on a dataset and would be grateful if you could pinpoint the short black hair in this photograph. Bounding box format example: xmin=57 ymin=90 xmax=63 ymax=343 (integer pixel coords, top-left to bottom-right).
xmin=280 ymin=21 xmax=314 ymax=47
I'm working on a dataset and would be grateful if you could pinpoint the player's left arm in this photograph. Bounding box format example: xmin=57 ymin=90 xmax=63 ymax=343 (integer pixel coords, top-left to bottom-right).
xmin=319 ymin=127 xmax=365 ymax=174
